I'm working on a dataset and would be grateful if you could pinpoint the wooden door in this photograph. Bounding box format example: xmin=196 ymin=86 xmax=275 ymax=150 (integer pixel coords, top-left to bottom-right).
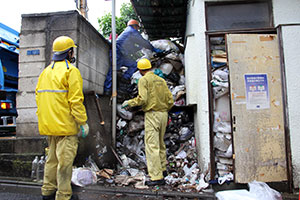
xmin=227 ymin=34 xmax=287 ymax=183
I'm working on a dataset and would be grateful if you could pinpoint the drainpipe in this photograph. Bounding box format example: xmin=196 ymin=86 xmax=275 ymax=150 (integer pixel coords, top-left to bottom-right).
xmin=111 ymin=0 xmax=117 ymax=148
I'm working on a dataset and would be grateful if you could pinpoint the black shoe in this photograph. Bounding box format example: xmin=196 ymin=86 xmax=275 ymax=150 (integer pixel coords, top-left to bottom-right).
xmin=145 ymin=179 xmax=165 ymax=186
xmin=42 ymin=193 xmax=55 ymax=200
xmin=71 ymin=194 xmax=79 ymax=200
xmin=163 ymin=171 xmax=168 ymax=177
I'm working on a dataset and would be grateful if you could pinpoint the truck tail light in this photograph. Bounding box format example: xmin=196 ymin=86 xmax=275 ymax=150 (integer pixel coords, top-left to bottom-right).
xmin=1 ymin=102 xmax=11 ymax=109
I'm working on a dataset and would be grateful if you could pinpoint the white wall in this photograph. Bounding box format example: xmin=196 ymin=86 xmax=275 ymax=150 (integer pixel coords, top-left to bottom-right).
xmin=273 ymin=0 xmax=300 ymax=26
xmin=185 ymin=0 xmax=211 ymax=174
xmin=273 ymin=0 xmax=300 ymax=189
xmin=281 ymin=25 xmax=300 ymax=189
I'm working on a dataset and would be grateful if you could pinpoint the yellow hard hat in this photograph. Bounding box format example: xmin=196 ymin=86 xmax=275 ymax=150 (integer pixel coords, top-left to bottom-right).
xmin=127 ymin=19 xmax=140 ymax=27
xmin=53 ymin=36 xmax=77 ymax=52
xmin=137 ymin=58 xmax=152 ymax=70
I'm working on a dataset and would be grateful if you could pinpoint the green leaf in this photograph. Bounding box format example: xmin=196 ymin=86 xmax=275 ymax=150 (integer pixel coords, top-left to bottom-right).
xmin=97 ymin=3 xmax=138 ymax=39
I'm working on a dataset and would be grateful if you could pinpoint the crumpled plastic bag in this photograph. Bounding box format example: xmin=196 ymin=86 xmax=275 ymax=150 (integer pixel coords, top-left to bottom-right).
xmin=179 ymin=75 xmax=185 ymax=85
xmin=213 ymin=86 xmax=229 ymax=99
xmin=211 ymin=79 xmax=228 ymax=87
xmin=178 ymin=127 xmax=194 ymax=142
xmin=214 ymin=134 xmax=231 ymax=152
xmin=117 ymin=119 xmax=127 ymax=130
xmin=151 ymin=39 xmax=179 ymax=52
xmin=212 ymin=68 xmax=228 ymax=82
xmin=213 ymin=114 xmax=231 ymax=133
xmin=217 ymin=172 xmax=234 ymax=185
xmin=71 ymin=167 xmax=97 ymax=187
xmin=248 ymin=181 xmax=282 ymax=200
xmin=165 ymin=52 xmax=181 ymax=61
xmin=117 ymin=104 xmax=133 ymax=120
xmin=171 ymin=85 xmax=185 ymax=100
xmin=196 ymin=174 xmax=209 ymax=191
xmin=131 ymin=70 xmax=142 ymax=85
xmin=127 ymin=115 xmax=144 ymax=134
xmin=215 ymin=180 xmax=282 ymax=200
xmin=159 ymin=62 xmax=173 ymax=75
xmin=215 ymin=144 xmax=232 ymax=158
xmin=216 ymin=189 xmax=257 ymax=200
xmin=139 ymin=48 xmax=154 ymax=59
xmin=120 ymin=154 xmax=138 ymax=168
xmin=165 ymin=174 xmax=181 ymax=185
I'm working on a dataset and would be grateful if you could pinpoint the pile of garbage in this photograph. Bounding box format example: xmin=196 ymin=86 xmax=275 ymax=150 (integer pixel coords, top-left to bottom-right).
xmin=110 ymin=39 xmax=209 ymax=192
xmin=70 ymin=39 xmax=209 ymax=192
xmin=210 ymin=37 xmax=234 ymax=184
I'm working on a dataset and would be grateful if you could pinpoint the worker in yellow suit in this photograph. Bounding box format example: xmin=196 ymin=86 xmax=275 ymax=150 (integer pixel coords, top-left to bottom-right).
xmin=122 ymin=58 xmax=174 ymax=186
xmin=36 ymin=36 xmax=89 ymax=200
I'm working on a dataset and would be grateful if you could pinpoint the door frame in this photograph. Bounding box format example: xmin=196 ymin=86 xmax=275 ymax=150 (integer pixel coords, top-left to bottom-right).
xmin=205 ymin=28 xmax=292 ymax=191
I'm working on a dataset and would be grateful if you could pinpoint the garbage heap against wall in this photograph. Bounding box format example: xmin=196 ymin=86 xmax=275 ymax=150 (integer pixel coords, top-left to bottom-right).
xmin=210 ymin=36 xmax=234 ymax=184
xmin=100 ymin=39 xmax=209 ymax=192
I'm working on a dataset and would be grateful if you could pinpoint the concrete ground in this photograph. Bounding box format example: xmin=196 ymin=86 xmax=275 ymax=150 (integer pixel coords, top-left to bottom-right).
xmin=0 ymin=177 xmax=298 ymax=200
xmin=0 ymin=178 xmax=216 ymax=200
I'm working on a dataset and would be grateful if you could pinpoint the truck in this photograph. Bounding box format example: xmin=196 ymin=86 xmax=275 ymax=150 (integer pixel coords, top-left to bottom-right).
xmin=0 ymin=22 xmax=19 ymax=135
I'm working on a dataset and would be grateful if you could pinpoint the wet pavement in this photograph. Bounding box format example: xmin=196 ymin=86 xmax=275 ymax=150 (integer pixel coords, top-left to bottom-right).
xmin=0 ymin=178 xmax=298 ymax=200
xmin=0 ymin=178 xmax=217 ymax=200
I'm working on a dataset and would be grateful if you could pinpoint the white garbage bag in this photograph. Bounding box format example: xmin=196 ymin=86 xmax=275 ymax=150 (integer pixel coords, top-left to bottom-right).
xmin=213 ymin=119 xmax=231 ymax=133
xmin=216 ymin=181 xmax=282 ymax=200
xmin=213 ymin=68 xmax=229 ymax=82
xmin=249 ymin=181 xmax=282 ymax=200
xmin=71 ymin=167 xmax=97 ymax=187
xmin=151 ymin=39 xmax=179 ymax=52
xmin=216 ymin=189 xmax=257 ymax=200
xmin=214 ymin=135 xmax=231 ymax=152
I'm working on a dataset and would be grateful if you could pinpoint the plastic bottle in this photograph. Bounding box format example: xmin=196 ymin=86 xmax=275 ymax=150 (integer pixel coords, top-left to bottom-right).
xmin=31 ymin=156 xmax=39 ymax=180
xmin=37 ymin=156 xmax=45 ymax=181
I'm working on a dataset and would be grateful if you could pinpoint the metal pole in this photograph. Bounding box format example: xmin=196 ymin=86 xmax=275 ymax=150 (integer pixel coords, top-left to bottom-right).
xmin=111 ymin=0 xmax=117 ymax=148
xmin=80 ymin=0 xmax=87 ymax=18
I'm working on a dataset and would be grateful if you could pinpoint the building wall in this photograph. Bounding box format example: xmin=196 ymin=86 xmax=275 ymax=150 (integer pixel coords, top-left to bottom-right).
xmin=17 ymin=11 xmax=110 ymax=137
xmin=186 ymin=0 xmax=300 ymax=186
xmin=273 ymin=0 xmax=300 ymax=189
xmin=185 ymin=0 xmax=210 ymax=174
xmin=273 ymin=0 xmax=300 ymax=26
xmin=280 ymin=25 xmax=300 ymax=189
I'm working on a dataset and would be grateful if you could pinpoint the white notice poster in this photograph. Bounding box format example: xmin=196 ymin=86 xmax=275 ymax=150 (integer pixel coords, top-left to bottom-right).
xmin=244 ymin=74 xmax=270 ymax=110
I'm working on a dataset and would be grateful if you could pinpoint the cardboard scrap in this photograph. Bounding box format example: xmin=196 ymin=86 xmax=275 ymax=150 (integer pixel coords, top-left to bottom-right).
xmin=97 ymin=169 xmax=114 ymax=179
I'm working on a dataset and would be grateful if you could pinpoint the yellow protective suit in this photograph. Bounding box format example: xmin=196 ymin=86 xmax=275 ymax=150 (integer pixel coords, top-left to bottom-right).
xmin=36 ymin=60 xmax=87 ymax=136
xmin=128 ymin=71 xmax=173 ymax=180
xmin=36 ymin=60 xmax=87 ymax=200
xmin=42 ymin=135 xmax=78 ymax=200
